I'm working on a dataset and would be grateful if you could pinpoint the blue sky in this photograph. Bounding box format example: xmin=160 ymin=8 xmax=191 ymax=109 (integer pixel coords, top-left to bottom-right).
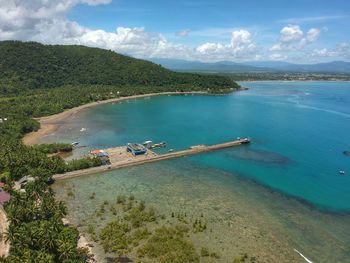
xmin=1 ymin=0 xmax=350 ymax=62
xmin=70 ymin=0 xmax=349 ymax=46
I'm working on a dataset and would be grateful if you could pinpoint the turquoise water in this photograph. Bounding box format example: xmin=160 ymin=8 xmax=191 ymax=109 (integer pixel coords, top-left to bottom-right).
xmin=53 ymin=158 xmax=350 ymax=262
xmin=48 ymin=81 xmax=350 ymax=212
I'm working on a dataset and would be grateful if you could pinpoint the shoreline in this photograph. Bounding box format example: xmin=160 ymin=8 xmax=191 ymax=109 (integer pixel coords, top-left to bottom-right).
xmin=78 ymin=235 xmax=96 ymax=262
xmin=18 ymin=81 xmax=350 ymax=145
xmin=22 ymin=91 xmax=210 ymax=145
xmin=239 ymin=80 xmax=350 ymax=83
xmin=63 ymin=217 xmax=96 ymax=262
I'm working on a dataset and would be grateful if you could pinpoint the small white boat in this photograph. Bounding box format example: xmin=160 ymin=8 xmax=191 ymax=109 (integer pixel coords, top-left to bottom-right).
xmin=71 ymin=142 xmax=79 ymax=147
xmin=80 ymin=128 xmax=87 ymax=132
xmin=143 ymin=140 xmax=153 ymax=148
xmin=339 ymin=170 xmax=345 ymax=176
xmin=168 ymin=149 xmax=174 ymax=152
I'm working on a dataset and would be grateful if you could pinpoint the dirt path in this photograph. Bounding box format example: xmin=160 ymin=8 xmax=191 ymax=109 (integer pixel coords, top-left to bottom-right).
xmin=0 ymin=206 xmax=9 ymax=258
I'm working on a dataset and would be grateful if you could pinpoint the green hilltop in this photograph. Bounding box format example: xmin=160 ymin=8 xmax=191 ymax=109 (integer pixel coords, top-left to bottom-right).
xmin=0 ymin=41 xmax=239 ymax=92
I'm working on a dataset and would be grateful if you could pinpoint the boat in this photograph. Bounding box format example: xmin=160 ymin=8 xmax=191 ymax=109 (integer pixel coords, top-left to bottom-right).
xmin=142 ymin=140 xmax=153 ymax=148
xmin=151 ymin=142 xmax=167 ymax=148
xmin=339 ymin=170 xmax=345 ymax=176
xmin=71 ymin=142 xmax=79 ymax=146
xmin=240 ymin=138 xmax=251 ymax=144
xmin=168 ymin=149 xmax=174 ymax=152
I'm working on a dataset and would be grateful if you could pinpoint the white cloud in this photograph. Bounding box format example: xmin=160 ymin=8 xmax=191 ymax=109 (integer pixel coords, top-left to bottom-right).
xmin=306 ymin=28 xmax=321 ymax=43
xmin=309 ymin=42 xmax=350 ymax=60
xmin=280 ymin=25 xmax=303 ymax=43
xmin=310 ymin=48 xmax=334 ymax=58
xmin=81 ymin=0 xmax=112 ymax=6
xmin=0 ymin=1 xmax=262 ymax=62
xmin=270 ymin=25 xmax=303 ymax=51
xmin=195 ymin=30 xmax=258 ymax=61
xmin=278 ymin=15 xmax=349 ymax=24
xmin=338 ymin=43 xmax=350 ymax=60
xmin=196 ymin=42 xmax=224 ymax=53
xmin=269 ymin=53 xmax=288 ymax=61
xmin=0 ymin=0 xmax=182 ymax=58
xmin=0 ymin=0 xmax=108 ymax=40
xmin=337 ymin=42 xmax=350 ymax=53
xmin=269 ymin=43 xmax=282 ymax=52
xmin=175 ymin=29 xmax=190 ymax=37
xmin=39 ymin=23 xmax=187 ymax=59
xmin=270 ymin=25 xmax=323 ymax=52
xmin=231 ymin=30 xmax=256 ymax=50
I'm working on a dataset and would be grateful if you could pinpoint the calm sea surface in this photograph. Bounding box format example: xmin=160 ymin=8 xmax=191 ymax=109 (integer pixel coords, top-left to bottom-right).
xmin=50 ymin=82 xmax=350 ymax=262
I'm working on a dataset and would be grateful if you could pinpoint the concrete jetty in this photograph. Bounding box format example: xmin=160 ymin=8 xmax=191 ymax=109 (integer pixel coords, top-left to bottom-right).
xmin=53 ymin=138 xmax=250 ymax=180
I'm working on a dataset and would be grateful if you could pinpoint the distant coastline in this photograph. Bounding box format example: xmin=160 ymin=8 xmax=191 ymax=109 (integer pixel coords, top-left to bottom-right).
xmin=241 ymin=80 xmax=350 ymax=83
xmin=23 ymin=91 xmax=210 ymax=145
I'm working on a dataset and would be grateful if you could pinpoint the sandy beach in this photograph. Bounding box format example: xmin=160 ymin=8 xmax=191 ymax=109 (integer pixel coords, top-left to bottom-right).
xmin=22 ymin=91 xmax=207 ymax=145
xmin=63 ymin=217 xmax=96 ymax=262
xmin=78 ymin=235 xmax=96 ymax=262
xmin=0 ymin=206 xmax=9 ymax=258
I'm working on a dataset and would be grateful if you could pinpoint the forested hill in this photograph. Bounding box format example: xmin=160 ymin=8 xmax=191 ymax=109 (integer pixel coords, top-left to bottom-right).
xmin=0 ymin=41 xmax=238 ymax=91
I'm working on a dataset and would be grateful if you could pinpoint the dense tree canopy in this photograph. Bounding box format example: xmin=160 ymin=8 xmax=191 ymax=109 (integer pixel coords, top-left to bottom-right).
xmin=0 ymin=41 xmax=239 ymax=92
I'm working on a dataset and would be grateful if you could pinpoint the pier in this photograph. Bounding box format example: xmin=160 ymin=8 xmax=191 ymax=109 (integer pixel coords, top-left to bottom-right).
xmin=53 ymin=138 xmax=250 ymax=180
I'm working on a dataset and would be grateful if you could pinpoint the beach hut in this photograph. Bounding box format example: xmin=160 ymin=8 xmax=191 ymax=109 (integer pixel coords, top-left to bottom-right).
xmin=90 ymin=149 xmax=102 ymax=156
xmin=90 ymin=150 xmax=110 ymax=164
xmin=97 ymin=151 xmax=110 ymax=165
xmin=96 ymin=151 xmax=109 ymax=158
xmin=127 ymin=143 xmax=147 ymax=156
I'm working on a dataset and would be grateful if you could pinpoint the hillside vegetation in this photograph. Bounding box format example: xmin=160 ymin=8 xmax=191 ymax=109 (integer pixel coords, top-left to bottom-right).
xmin=0 ymin=41 xmax=238 ymax=94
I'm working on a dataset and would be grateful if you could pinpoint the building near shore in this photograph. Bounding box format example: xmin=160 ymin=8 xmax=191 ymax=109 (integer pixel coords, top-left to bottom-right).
xmin=127 ymin=143 xmax=147 ymax=156
xmin=90 ymin=149 xmax=110 ymax=165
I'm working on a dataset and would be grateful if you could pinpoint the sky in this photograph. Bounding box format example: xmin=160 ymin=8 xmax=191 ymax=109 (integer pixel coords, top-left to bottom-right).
xmin=0 ymin=0 xmax=350 ymax=63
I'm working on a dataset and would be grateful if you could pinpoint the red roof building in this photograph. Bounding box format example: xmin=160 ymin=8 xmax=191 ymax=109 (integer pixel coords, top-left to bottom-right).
xmin=0 ymin=189 xmax=10 ymax=204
